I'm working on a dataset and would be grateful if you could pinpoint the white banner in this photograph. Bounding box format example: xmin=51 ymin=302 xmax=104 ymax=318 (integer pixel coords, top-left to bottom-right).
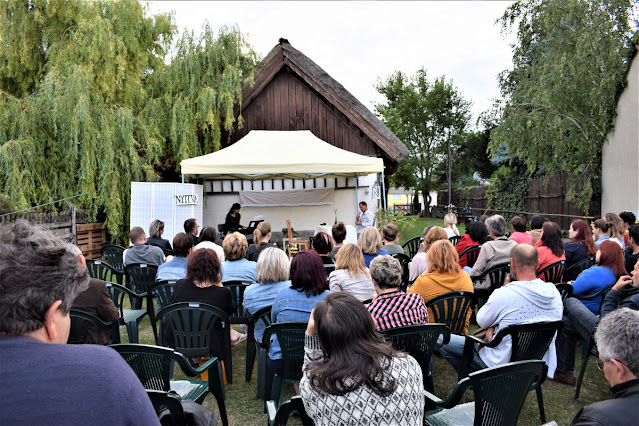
xmin=239 ymin=188 xmax=334 ymax=207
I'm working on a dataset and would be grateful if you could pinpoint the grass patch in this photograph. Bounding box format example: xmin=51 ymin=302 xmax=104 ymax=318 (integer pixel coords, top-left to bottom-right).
xmin=124 ymin=306 xmax=610 ymax=425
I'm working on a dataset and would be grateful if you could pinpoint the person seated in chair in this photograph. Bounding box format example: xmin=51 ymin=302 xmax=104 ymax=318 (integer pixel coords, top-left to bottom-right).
xmin=329 ymin=222 xmax=347 ymax=260
xmin=155 ymin=233 xmax=193 ymax=282
xmin=184 ymin=218 xmax=200 ymax=246
xmin=71 ymin=246 xmax=119 ymax=345
xmin=147 ymin=219 xmax=173 ymax=257
xmin=508 ymin=216 xmax=532 ymax=245
xmin=381 ymin=223 xmax=404 ymax=255
xmin=246 ymin=222 xmax=276 ymax=262
xmin=0 ymin=221 xmax=158 ymax=425
xmin=123 ymin=226 xmax=165 ymax=267
xmin=311 ymin=231 xmax=334 ymax=266
xmin=225 ymin=203 xmax=246 ymax=233
xmin=195 ymin=227 xmax=225 ymax=261
xmin=570 ymin=308 xmax=639 ymax=425
xmin=620 ymin=211 xmax=636 ymax=249
xmin=469 ymin=215 xmax=517 ymax=290
xmin=624 ymin=224 xmax=639 ymax=275
xmin=366 ymin=255 xmax=428 ymax=332
xmin=439 ymin=244 xmax=563 ymax=378
xmin=221 ymin=232 xmax=257 ymax=283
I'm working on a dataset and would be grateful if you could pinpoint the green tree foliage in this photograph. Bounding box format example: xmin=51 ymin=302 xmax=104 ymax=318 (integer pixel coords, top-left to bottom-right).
xmin=0 ymin=0 xmax=257 ymax=242
xmin=375 ymin=68 xmax=470 ymax=213
xmin=490 ymin=0 xmax=635 ymax=212
xmin=486 ymin=164 xmax=529 ymax=222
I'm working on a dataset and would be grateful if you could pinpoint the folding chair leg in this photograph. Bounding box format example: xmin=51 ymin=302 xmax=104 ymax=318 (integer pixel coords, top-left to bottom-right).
xmin=575 ymin=338 xmax=595 ymax=399
xmin=536 ymin=386 xmax=546 ymax=423
xmin=256 ymin=347 xmax=267 ymax=400
xmin=246 ymin=331 xmax=257 ymax=382
xmin=209 ymin=361 xmax=228 ymax=426
xmin=126 ymin=322 xmax=139 ymax=344
xmin=270 ymin=374 xmax=284 ymax=411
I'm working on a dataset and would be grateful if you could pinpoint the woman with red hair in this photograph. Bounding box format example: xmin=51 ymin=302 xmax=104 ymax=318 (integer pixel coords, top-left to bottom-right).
xmin=571 ymin=240 xmax=626 ymax=315
xmin=564 ymin=219 xmax=597 ymax=281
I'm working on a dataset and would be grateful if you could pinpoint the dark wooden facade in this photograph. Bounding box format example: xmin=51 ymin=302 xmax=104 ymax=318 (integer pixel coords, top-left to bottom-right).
xmin=224 ymin=39 xmax=407 ymax=176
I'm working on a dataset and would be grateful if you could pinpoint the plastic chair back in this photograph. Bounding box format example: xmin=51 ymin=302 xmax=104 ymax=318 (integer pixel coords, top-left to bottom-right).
xmin=263 ymin=323 xmax=307 ymax=384
xmin=113 ymin=344 xmax=174 ymax=391
xmin=449 ymin=235 xmax=461 ymax=246
xmin=125 ymin=263 xmax=158 ymax=295
xmin=391 ymin=253 xmax=411 ymax=291
xmin=101 ymin=244 xmax=125 ymax=272
xmin=402 ymin=236 xmax=423 ymax=259
xmin=459 ymin=245 xmax=481 ymax=269
xmin=471 ymin=361 xmax=547 ymax=425
xmin=223 ymin=281 xmax=251 ymax=324
xmin=157 ymin=302 xmax=231 ymax=360
xmin=150 ymin=280 xmax=177 ymax=312
xmin=146 ymin=390 xmax=187 ymax=425
xmin=506 ymin=321 xmax=564 ymax=362
xmin=554 ymin=283 xmax=574 ymax=302
xmin=472 ymin=263 xmax=510 ymax=307
xmin=250 ymin=306 xmax=273 ymax=393
xmin=425 ymin=291 xmax=477 ymax=335
xmin=563 ymin=257 xmax=595 ymax=282
xmin=86 ymin=259 xmax=122 ymax=283
xmin=382 ymin=324 xmax=450 ymax=392
xmin=537 ymin=260 xmax=566 ymax=283
xmin=68 ymin=309 xmax=120 ymax=344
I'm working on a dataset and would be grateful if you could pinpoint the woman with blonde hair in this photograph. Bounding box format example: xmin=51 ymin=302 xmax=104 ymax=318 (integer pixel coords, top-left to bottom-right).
xmin=605 ymin=212 xmax=626 ymax=249
xmin=221 ymin=232 xmax=257 ymax=283
xmin=247 ymin=221 xmax=276 ymax=261
xmin=408 ymin=240 xmax=473 ymax=334
xmin=409 ymin=226 xmax=448 ymax=281
xmin=328 ymin=243 xmax=375 ymax=301
xmin=444 ymin=213 xmax=460 ymax=239
xmin=358 ymin=226 xmax=389 ymax=268
xmin=243 ymin=247 xmax=291 ymax=345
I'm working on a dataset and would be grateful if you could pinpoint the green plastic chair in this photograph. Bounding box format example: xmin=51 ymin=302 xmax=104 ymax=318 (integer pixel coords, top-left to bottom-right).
xmin=563 ymin=257 xmax=595 ymax=282
xmin=461 ymin=321 xmax=563 ymax=423
xmin=125 ymin=263 xmax=158 ymax=335
xmin=459 ymin=245 xmax=481 ymax=269
xmin=471 ymin=263 xmax=510 ymax=308
xmin=536 ymin=260 xmax=566 ymax=283
xmin=391 ymin=253 xmax=411 ymax=292
xmin=223 ymin=281 xmax=255 ymax=382
xmin=575 ymin=284 xmax=614 ymax=315
xmin=449 ymin=235 xmax=461 ymax=246
xmin=105 ymin=282 xmax=147 ymax=343
xmin=382 ymin=324 xmax=450 ymax=393
xmin=156 ymin=302 xmax=233 ymax=384
xmin=250 ymin=306 xmax=274 ymax=399
xmin=402 ymin=236 xmax=423 ymax=259
xmin=111 ymin=343 xmax=228 ymax=426
xmin=425 ymin=291 xmax=477 ymax=335
xmin=68 ymin=309 xmax=120 ymax=344
xmin=149 ymin=280 xmax=177 ymax=313
xmin=424 ymin=360 xmax=547 ymax=426
xmin=554 ymin=283 xmax=574 ymax=302
xmin=85 ymin=259 xmax=124 ymax=284
xmin=100 ymin=244 xmax=126 ymax=273
xmin=145 ymin=390 xmax=187 ymax=425
xmin=266 ymin=395 xmax=313 ymax=426
xmin=262 ymin=322 xmax=308 ymax=409
xmin=574 ymin=328 xmax=598 ymax=400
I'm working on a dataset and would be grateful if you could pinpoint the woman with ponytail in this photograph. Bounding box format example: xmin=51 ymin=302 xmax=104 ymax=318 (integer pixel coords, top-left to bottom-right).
xmin=246 ymin=221 xmax=276 ymax=262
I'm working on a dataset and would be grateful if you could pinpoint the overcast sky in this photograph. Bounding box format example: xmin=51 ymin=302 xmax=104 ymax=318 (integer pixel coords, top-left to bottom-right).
xmin=150 ymin=1 xmax=517 ymax=126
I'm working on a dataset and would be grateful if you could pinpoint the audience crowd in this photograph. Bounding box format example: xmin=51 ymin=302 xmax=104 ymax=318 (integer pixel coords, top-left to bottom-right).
xmin=3 ymin=208 xmax=639 ymax=425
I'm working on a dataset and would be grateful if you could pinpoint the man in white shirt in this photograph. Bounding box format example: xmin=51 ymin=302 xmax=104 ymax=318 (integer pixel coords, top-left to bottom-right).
xmin=439 ymin=244 xmax=563 ymax=378
xmin=355 ymin=201 xmax=374 ymax=233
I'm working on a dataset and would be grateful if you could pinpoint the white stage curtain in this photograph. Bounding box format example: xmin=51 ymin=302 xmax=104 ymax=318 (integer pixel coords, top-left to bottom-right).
xmin=239 ymin=188 xmax=334 ymax=207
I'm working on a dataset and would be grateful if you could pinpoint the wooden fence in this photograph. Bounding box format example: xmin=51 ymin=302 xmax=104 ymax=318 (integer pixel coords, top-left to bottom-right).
xmin=0 ymin=204 xmax=107 ymax=258
xmin=439 ymin=174 xmax=601 ymax=230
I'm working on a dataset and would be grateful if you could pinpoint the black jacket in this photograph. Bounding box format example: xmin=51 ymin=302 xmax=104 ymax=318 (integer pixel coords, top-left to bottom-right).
xmin=570 ymin=379 xmax=639 ymax=425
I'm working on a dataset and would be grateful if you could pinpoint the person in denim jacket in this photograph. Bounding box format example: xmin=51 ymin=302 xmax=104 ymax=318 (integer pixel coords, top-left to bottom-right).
xmin=155 ymin=233 xmax=193 ymax=283
xmin=243 ymin=247 xmax=290 ymax=344
xmin=268 ymin=250 xmax=331 ymax=375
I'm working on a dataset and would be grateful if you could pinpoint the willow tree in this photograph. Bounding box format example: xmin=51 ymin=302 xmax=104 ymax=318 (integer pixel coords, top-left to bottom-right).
xmin=0 ymin=0 xmax=257 ymax=242
xmin=490 ymin=0 xmax=635 ymax=212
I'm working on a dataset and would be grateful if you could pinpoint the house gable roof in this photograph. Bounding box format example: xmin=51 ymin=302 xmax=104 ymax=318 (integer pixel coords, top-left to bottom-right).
xmin=240 ymin=39 xmax=408 ymax=164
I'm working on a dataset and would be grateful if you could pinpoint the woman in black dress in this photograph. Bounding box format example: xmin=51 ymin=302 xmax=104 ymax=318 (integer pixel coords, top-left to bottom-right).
xmin=225 ymin=203 xmax=245 ymax=233
xmin=170 ymin=248 xmax=246 ymax=360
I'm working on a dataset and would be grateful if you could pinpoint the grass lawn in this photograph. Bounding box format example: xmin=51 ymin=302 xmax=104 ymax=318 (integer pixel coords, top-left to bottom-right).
xmin=124 ymin=296 xmax=611 ymax=425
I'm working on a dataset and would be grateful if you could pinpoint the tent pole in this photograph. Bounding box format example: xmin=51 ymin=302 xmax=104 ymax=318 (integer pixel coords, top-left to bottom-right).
xmin=181 ymin=174 xmax=184 ymax=184
xmin=381 ymin=171 xmax=387 ymax=211
xmin=355 ymin=177 xmax=359 ymax=214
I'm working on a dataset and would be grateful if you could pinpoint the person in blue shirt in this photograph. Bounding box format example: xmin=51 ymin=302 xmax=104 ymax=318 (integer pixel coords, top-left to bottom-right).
xmin=571 ymin=240 xmax=627 ymax=315
xmin=243 ymin=247 xmax=290 ymax=344
xmin=268 ymin=250 xmax=331 ymax=375
xmin=155 ymin=232 xmax=193 ymax=282
xmin=358 ymin=226 xmax=389 ymax=268
xmin=221 ymin=232 xmax=257 ymax=283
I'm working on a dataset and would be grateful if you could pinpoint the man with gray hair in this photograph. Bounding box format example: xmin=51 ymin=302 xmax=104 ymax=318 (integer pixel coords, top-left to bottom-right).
xmin=0 ymin=221 xmax=159 ymax=425
xmin=366 ymin=255 xmax=428 ymax=331
xmin=570 ymin=308 xmax=639 ymax=425
xmin=469 ymin=214 xmax=518 ymax=289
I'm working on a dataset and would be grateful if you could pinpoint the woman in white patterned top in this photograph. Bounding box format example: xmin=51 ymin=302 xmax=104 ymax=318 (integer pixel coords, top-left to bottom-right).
xmin=300 ymin=292 xmax=423 ymax=426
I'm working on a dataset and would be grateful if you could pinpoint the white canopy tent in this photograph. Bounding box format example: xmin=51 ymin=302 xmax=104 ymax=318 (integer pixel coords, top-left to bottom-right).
xmin=180 ymin=130 xmax=387 ymax=209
